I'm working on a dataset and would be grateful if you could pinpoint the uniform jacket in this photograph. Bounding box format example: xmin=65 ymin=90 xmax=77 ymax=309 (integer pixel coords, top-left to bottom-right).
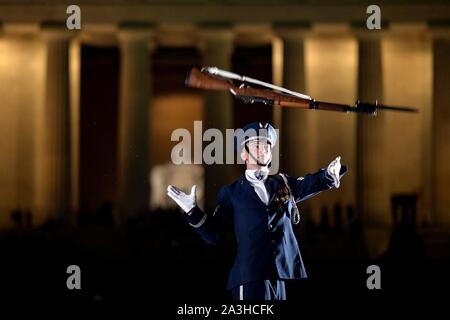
xmin=183 ymin=166 xmax=347 ymax=290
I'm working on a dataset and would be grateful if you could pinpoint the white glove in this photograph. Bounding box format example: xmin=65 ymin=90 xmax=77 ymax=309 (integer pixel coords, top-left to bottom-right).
xmin=326 ymin=156 xmax=342 ymax=189
xmin=167 ymin=185 xmax=197 ymax=213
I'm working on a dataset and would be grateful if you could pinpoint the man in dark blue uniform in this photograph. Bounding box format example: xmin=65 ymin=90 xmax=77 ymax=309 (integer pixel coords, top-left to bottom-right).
xmin=167 ymin=122 xmax=347 ymax=300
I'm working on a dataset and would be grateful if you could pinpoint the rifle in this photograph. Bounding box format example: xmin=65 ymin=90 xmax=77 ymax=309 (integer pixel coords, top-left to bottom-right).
xmin=185 ymin=66 xmax=418 ymax=116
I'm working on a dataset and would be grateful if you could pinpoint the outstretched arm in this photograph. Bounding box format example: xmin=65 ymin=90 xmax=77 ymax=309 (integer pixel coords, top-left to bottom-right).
xmin=167 ymin=185 xmax=233 ymax=245
xmin=287 ymin=156 xmax=348 ymax=203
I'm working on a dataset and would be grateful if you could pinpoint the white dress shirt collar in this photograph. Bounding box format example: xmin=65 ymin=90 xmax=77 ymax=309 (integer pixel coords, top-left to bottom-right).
xmin=245 ymin=168 xmax=270 ymax=205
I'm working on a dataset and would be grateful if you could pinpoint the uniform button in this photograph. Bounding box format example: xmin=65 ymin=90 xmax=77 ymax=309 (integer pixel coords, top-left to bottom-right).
xmin=269 ymin=224 xmax=273 ymax=229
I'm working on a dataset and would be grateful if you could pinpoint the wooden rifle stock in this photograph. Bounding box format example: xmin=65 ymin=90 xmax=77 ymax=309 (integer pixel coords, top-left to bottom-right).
xmin=186 ymin=66 xmax=311 ymax=109
xmin=185 ymin=66 xmax=233 ymax=91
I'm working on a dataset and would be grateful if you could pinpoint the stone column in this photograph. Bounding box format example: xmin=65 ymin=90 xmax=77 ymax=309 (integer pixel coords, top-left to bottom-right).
xmin=353 ymin=27 xmax=392 ymax=258
xmin=353 ymin=28 xmax=390 ymax=226
xmin=39 ymin=25 xmax=73 ymax=220
xmin=199 ymin=26 xmax=234 ymax=211
xmin=274 ymin=23 xmax=317 ymax=221
xmin=117 ymin=26 xmax=154 ymax=222
xmin=274 ymin=24 xmax=313 ymax=177
xmin=430 ymin=23 xmax=450 ymax=225
xmin=69 ymin=37 xmax=81 ymax=225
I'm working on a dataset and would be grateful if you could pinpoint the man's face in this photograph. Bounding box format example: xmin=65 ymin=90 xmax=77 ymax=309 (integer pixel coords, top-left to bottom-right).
xmin=245 ymin=139 xmax=272 ymax=166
